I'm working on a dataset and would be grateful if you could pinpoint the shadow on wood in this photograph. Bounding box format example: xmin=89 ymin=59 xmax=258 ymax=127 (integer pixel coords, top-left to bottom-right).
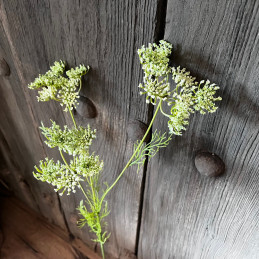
xmin=0 ymin=195 xmax=101 ymax=259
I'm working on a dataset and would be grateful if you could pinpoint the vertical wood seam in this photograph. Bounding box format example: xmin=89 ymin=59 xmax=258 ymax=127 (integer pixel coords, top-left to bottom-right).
xmin=134 ymin=0 xmax=168 ymax=256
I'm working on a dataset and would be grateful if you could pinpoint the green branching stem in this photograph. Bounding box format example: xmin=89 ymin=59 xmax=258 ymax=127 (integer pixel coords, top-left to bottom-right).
xmin=100 ymin=244 xmax=105 ymax=259
xmin=79 ymin=181 xmax=93 ymax=207
xmin=67 ymin=108 xmax=98 ymax=210
xmin=100 ymin=99 xmax=162 ymax=206
xmin=59 ymin=150 xmax=67 ymax=166
xmin=67 ymin=104 xmax=106 ymax=259
xmin=29 ymin=44 xmax=221 ymax=259
xmin=79 ymin=79 xmax=82 ymax=92
xmin=87 ymin=176 xmax=97 ymax=204
xmin=69 ymin=109 xmax=77 ymax=129
xmin=66 ymin=109 xmax=93 ymax=205
xmin=160 ymin=104 xmax=171 ymax=118
xmin=59 ymin=149 xmax=92 ymax=206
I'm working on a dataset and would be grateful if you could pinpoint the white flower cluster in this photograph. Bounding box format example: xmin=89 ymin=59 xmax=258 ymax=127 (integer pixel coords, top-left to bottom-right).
xmin=40 ymin=121 xmax=96 ymax=155
xmin=34 ymin=158 xmax=78 ymax=195
xmin=138 ymin=41 xmax=222 ymax=135
xmin=171 ymin=66 xmax=196 ymax=91
xmin=71 ymin=154 xmax=104 ymax=179
xmin=193 ymin=80 xmax=221 ymax=114
xmin=168 ymin=91 xmax=195 ymax=135
xmin=28 ymin=61 xmax=89 ymax=112
xmin=29 ymin=61 xmax=109 ymax=247
xmin=138 ymin=40 xmax=172 ymax=104
xmin=34 ymin=153 xmax=103 ymax=196
xmin=138 ymin=77 xmax=171 ymax=105
xmin=138 ymin=40 xmax=172 ymax=77
xmin=167 ymin=68 xmax=222 ymax=135
xmin=57 ymin=79 xmax=81 ymax=112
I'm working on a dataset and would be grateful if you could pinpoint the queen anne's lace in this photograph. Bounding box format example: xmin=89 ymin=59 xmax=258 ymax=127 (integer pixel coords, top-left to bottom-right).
xmin=33 ymin=120 xmax=101 ymax=196
xmin=28 ymin=61 xmax=89 ymax=111
xmin=40 ymin=121 xmax=96 ymax=155
xmin=138 ymin=40 xmax=222 ymax=135
xmin=138 ymin=40 xmax=172 ymax=104
xmin=29 ymin=61 xmax=103 ymax=196
xmin=34 ymin=154 xmax=103 ymax=196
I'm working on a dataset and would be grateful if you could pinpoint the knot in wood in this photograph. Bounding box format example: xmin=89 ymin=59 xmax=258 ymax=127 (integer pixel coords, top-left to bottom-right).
xmin=127 ymin=119 xmax=149 ymax=142
xmin=0 ymin=58 xmax=10 ymax=76
xmin=195 ymin=151 xmax=225 ymax=177
xmin=75 ymin=96 xmax=97 ymax=118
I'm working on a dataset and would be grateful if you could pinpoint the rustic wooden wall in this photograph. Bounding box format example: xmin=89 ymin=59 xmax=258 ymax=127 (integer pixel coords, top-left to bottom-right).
xmin=0 ymin=0 xmax=258 ymax=258
xmin=138 ymin=0 xmax=259 ymax=258
xmin=0 ymin=195 xmax=101 ymax=259
xmin=0 ymin=0 xmax=164 ymax=258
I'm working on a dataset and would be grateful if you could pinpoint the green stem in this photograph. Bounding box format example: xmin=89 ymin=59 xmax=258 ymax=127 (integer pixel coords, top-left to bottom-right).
xmin=69 ymin=109 xmax=77 ymax=129
xmin=160 ymin=104 xmax=171 ymax=118
xmin=59 ymin=149 xmax=70 ymax=168
xmin=89 ymin=176 xmax=97 ymax=204
xmin=59 ymin=149 xmax=93 ymax=207
xmin=100 ymin=243 xmax=105 ymax=259
xmin=79 ymin=78 xmax=82 ymax=92
xmin=60 ymin=113 xmax=104 ymax=252
xmin=78 ymin=181 xmax=93 ymax=207
xmin=100 ymin=99 xmax=162 ymax=205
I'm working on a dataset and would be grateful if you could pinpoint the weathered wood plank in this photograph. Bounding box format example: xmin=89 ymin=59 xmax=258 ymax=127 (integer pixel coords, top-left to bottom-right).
xmin=0 ymin=8 xmax=67 ymax=230
xmin=0 ymin=195 xmax=101 ymax=259
xmin=138 ymin=0 xmax=259 ymax=258
xmin=0 ymin=0 xmax=162 ymax=257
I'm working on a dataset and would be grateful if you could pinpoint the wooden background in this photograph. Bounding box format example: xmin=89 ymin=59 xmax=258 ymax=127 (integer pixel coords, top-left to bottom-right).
xmin=0 ymin=0 xmax=258 ymax=258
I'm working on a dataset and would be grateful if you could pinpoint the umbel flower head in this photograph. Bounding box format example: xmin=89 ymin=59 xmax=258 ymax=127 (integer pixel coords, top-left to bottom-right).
xmin=40 ymin=120 xmax=96 ymax=155
xmin=34 ymin=154 xmax=103 ymax=196
xmin=138 ymin=40 xmax=222 ymax=135
xmin=28 ymin=61 xmax=89 ymax=112
xmin=138 ymin=40 xmax=172 ymax=104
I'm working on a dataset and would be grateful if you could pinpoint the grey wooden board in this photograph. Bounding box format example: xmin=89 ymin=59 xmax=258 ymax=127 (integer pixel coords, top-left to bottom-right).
xmin=0 ymin=7 xmax=67 ymax=230
xmin=0 ymin=0 xmax=162 ymax=258
xmin=138 ymin=0 xmax=259 ymax=258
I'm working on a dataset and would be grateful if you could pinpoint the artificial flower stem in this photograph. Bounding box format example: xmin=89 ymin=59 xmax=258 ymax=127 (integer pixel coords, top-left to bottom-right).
xmin=59 ymin=149 xmax=93 ymax=207
xmin=59 ymin=149 xmax=70 ymax=169
xmin=100 ymin=99 xmax=162 ymax=206
xmin=79 ymin=79 xmax=82 ymax=92
xmin=78 ymin=181 xmax=93 ymax=207
xmin=68 ymin=108 xmax=106 ymax=258
xmin=160 ymin=104 xmax=171 ymax=118
xmin=69 ymin=109 xmax=78 ymax=129
xmin=100 ymin=243 xmax=105 ymax=259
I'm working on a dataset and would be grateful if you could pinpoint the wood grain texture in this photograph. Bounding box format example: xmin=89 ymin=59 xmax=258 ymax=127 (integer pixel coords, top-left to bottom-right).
xmin=0 ymin=195 xmax=101 ymax=259
xmin=0 ymin=0 xmax=162 ymax=257
xmin=138 ymin=0 xmax=259 ymax=258
xmin=0 ymin=6 xmax=67 ymax=229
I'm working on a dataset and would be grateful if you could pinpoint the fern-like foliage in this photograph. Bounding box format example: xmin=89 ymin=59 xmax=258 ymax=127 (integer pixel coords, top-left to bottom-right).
xmin=77 ymin=174 xmax=110 ymax=245
xmin=130 ymin=130 xmax=172 ymax=172
xmin=28 ymin=61 xmax=109 ymax=255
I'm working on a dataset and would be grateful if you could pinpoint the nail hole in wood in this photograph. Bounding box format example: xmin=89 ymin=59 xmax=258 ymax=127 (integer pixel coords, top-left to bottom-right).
xmin=195 ymin=151 xmax=225 ymax=177
xmin=127 ymin=119 xmax=150 ymax=142
xmin=75 ymin=96 xmax=97 ymax=118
